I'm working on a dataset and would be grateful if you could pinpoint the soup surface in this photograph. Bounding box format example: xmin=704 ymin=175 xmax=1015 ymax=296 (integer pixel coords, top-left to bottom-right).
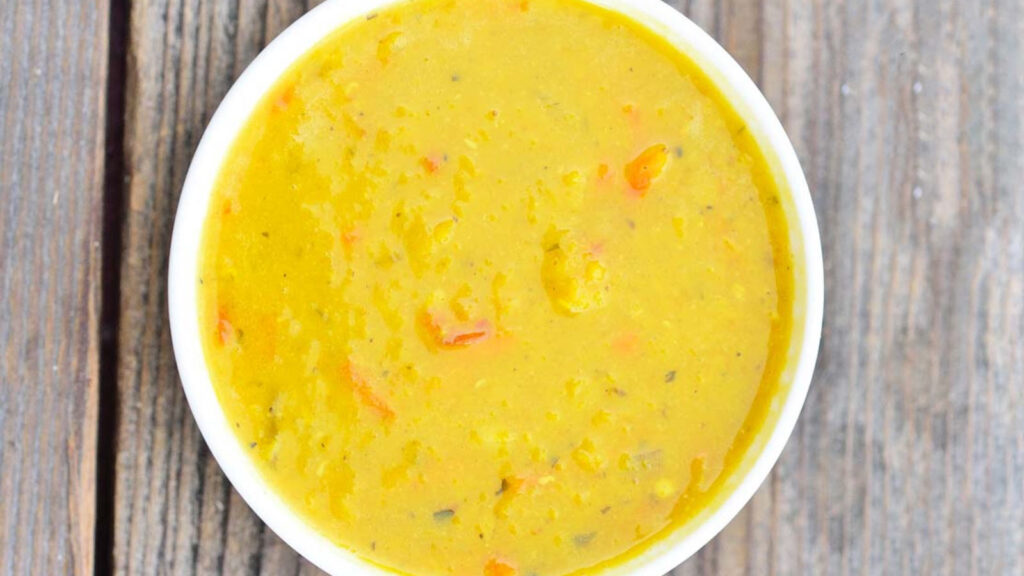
xmin=199 ymin=0 xmax=793 ymax=574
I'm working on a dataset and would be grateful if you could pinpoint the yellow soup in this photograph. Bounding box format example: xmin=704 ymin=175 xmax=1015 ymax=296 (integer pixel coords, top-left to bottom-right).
xmin=199 ymin=0 xmax=793 ymax=574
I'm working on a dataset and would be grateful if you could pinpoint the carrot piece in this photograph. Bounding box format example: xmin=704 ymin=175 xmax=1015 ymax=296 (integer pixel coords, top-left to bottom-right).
xmin=447 ymin=321 xmax=491 ymax=346
xmin=344 ymin=363 xmax=394 ymax=420
xmin=484 ymin=558 xmax=517 ymax=576
xmin=502 ymin=475 xmax=526 ymax=495
xmin=420 ymin=155 xmax=442 ymax=174
xmin=421 ymin=311 xmax=492 ymax=349
xmin=342 ymin=227 xmax=360 ymax=246
xmin=611 ymin=331 xmax=640 ymax=355
xmin=217 ymin=314 xmax=235 ymax=345
xmin=624 ymin=144 xmax=668 ymax=194
xmin=501 ymin=472 xmax=554 ymax=496
xmin=597 ymin=163 xmax=610 ymax=181
xmin=222 ymin=197 xmax=239 ymax=215
xmin=274 ymin=85 xmax=294 ymax=112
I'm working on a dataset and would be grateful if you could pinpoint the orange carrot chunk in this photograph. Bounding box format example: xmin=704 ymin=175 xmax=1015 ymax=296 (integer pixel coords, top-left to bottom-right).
xmin=342 ymin=227 xmax=361 ymax=246
xmin=484 ymin=558 xmax=517 ymax=576
xmin=624 ymin=144 xmax=668 ymax=194
xmin=420 ymin=155 xmax=442 ymax=174
xmin=421 ymin=312 xmax=492 ymax=349
xmin=344 ymin=363 xmax=395 ymax=420
xmin=217 ymin=314 xmax=235 ymax=345
xmin=274 ymin=85 xmax=294 ymax=111
xmin=611 ymin=330 xmax=640 ymax=355
xmin=222 ymin=197 xmax=239 ymax=216
xmin=446 ymin=321 xmax=491 ymax=347
xmin=500 ymin=471 xmax=553 ymax=496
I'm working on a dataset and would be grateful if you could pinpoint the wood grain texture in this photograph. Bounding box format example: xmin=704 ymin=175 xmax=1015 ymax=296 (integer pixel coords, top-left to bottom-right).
xmin=112 ymin=0 xmax=1023 ymax=575
xmin=0 ymin=1 xmax=110 ymax=575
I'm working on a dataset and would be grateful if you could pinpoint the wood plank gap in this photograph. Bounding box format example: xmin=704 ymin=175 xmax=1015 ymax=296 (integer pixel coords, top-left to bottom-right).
xmin=95 ymin=0 xmax=131 ymax=574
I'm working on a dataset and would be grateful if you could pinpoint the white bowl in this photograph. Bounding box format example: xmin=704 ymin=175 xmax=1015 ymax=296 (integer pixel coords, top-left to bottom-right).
xmin=168 ymin=0 xmax=824 ymax=574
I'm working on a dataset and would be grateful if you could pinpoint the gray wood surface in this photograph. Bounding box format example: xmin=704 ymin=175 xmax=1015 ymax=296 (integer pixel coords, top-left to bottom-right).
xmin=0 ymin=1 xmax=110 ymax=575
xmin=0 ymin=0 xmax=1020 ymax=574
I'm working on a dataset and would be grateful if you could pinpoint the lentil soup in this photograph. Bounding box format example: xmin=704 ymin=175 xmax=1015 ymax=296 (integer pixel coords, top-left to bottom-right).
xmin=198 ymin=0 xmax=794 ymax=574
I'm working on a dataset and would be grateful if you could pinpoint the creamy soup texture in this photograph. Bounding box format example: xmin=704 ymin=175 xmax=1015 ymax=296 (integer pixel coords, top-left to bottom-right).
xmin=199 ymin=0 xmax=794 ymax=574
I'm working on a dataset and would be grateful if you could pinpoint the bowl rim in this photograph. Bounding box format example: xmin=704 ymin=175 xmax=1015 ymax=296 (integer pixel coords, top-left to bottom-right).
xmin=167 ymin=0 xmax=824 ymax=574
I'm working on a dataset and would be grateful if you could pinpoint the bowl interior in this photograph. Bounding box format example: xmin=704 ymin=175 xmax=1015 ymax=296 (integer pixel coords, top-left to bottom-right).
xmin=167 ymin=1 xmax=824 ymax=575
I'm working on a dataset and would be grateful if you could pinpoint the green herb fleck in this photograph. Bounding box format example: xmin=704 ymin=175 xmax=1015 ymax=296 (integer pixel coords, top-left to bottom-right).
xmin=574 ymin=532 xmax=597 ymax=547
xmin=433 ymin=508 xmax=455 ymax=522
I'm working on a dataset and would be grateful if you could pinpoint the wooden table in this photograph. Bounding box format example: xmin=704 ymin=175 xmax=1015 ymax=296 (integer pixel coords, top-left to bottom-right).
xmin=2 ymin=0 xmax=1022 ymax=574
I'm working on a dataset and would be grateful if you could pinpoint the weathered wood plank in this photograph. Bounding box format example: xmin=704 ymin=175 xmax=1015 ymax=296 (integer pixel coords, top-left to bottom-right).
xmin=114 ymin=0 xmax=1023 ymax=574
xmin=0 ymin=0 xmax=110 ymax=574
